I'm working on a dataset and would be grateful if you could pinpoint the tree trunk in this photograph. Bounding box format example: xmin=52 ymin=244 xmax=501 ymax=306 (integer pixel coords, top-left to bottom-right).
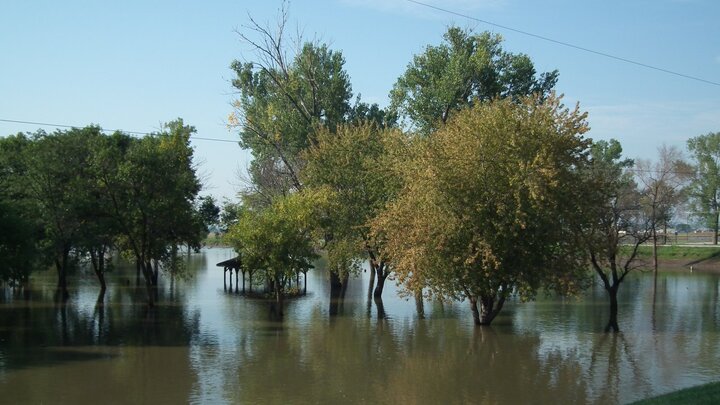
xmin=469 ymin=295 xmax=505 ymax=325
xmin=140 ymin=261 xmax=155 ymax=307
xmin=329 ymin=271 xmax=343 ymax=316
xmin=55 ymin=248 xmax=70 ymax=302
xmin=469 ymin=297 xmax=481 ymax=325
xmin=89 ymin=250 xmax=107 ymax=294
xmin=652 ymin=227 xmax=659 ymax=288
xmin=373 ymin=264 xmax=388 ymax=298
xmin=715 ymin=210 xmax=719 ymax=245
xmin=415 ymin=289 xmax=425 ymax=319
xmin=605 ymin=287 xmax=619 ymax=333
xmin=374 ymin=295 xmax=386 ymax=319
xmin=273 ymin=277 xmax=284 ymax=317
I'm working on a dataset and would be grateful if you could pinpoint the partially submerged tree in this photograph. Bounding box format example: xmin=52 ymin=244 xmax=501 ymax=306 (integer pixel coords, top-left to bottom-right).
xmin=635 ymin=145 xmax=691 ymax=284
xmin=0 ymin=134 xmax=39 ymax=285
xmin=374 ymin=95 xmax=592 ymax=326
xmin=687 ymin=132 xmax=720 ymax=244
xmin=582 ymin=140 xmax=651 ymax=332
xmin=302 ymin=122 xmax=407 ymax=298
xmin=24 ymin=127 xmax=105 ymax=300
xmin=390 ymin=27 xmax=558 ymax=134
xmin=226 ymin=189 xmax=329 ymax=316
xmin=93 ymin=120 xmax=202 ymax=306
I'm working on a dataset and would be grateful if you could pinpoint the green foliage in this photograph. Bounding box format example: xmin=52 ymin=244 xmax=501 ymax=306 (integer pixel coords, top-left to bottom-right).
xmin=96 ymin=119 xmax=202 ymax=270
xmin=226 ymin=189 xmax=330 ymax=288
xmin=197 ymin=195 xmax=220 ymax=233
xmin=302 ymin=122 xmax=407 ymax=275
xmin=373 ymin=94 xmax=592 ymax=324
xmin=0 ymin=134 xmax=38 ymax=283
xmin=390 ymin=27 xmax=558 ymax=134
xmin=687 ymin=132 xmax=720 ymax=239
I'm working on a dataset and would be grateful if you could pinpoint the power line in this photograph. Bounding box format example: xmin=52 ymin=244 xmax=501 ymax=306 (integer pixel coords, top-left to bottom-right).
xmin=406 ymin=0 xmax=720 ymax=87
xmin=0 ymin=118 xmax=239 ymax=144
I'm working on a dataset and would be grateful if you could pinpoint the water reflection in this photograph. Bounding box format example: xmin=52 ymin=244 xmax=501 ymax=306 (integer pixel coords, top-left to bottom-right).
xmin=1 ymin=249 xmax=720 ymax=404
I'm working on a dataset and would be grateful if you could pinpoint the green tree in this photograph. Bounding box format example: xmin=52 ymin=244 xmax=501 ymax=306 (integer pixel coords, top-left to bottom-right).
xmin=197 ymin=196 xmax=220 ymax=233
xmin=390 ymin=27 xmax=558 ymax=135
xmin=373 ymin=95 xmax=591 ymax=326
xmin=687 ymin=132 xmax=720 ymax=244
xmin=230 ymin=4 xmax=392 ymax=207
xmin=582 ymin=140 xmax=651 ymax=332
xmin=226 ymin=189 xmax=329 ymax=316
xmin=302 ymin=122 xmax=407 ymax=298
xmin=24 ymin=127 xmax=104 ymax=300
xmin=93 ymin=120 xmax=202 ymax=306
xmin=0 ymin=134 xmax=39 ymax=285
xmin=230 ymin=4 xmax=352 ymax=197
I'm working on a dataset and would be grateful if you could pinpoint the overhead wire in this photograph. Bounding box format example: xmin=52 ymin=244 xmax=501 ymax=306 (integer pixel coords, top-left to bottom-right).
xmin=406 ymin=0 xmax=720 ymax=87
xmin=0 ymin=118 xmax=239 ymax=144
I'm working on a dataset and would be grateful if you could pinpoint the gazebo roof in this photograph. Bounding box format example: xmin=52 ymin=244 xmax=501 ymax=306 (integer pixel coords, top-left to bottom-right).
xmin=216 ymin=257 xmax=242 ymax=269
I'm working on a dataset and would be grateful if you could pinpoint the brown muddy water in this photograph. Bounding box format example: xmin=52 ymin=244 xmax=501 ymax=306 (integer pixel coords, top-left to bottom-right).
xmin=0 ymin=248 xmax=719 ymax=404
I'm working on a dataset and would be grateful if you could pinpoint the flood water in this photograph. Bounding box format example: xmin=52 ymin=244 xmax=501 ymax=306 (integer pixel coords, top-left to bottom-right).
xmin=1 ymin=248 xmax=719 ymax=404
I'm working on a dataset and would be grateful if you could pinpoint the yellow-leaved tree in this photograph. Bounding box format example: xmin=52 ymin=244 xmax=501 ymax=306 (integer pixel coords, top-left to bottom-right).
xmin=373 ymin=94 xmax=594 ymax=325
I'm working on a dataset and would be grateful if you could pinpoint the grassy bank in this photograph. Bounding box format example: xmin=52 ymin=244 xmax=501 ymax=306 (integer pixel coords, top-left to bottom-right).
xmin=203 ymin=233 xmax=231 ymax=248
xmin=630 ymin=381 xmax=720 ymax=404
xmin=622 ymin=244 xmax=720 ymax=262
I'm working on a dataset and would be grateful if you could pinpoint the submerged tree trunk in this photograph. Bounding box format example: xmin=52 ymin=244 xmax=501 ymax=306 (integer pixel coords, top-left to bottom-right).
xmin=605 ymin=287 xmax=619 ymax=333
xmin=652 ymin=226 xmax=659 ymax=288
xmin=329 ymin=271 xmax=344 ymax=316
xmin=273 ymin=276 xmax=284 ymax=317
xmin=54 ymin=247 xmax=70 ymax=302
xmin=469 ymin=294 xmax=506 ymax=326
xmin=374 ymin=295 xmax=386 ymax=319
xmin=415 ymin=289 xmax=425 ymax=319
xmin=140 ymin=260 xmax=155 ymax=307
xmin=373 ymin=262 xmax=388 ymax=298
xmin=89 ymin=249 xmax=107 ymax=295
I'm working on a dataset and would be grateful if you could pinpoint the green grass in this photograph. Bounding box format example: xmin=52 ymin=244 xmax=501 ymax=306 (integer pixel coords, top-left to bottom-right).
xmin=622 ymin=244 xmax=720 ymax=261
xmin=629 ymin=381 xmax=720 ymax=405
xmin=203 ymin=233 xmax=230 ymax=248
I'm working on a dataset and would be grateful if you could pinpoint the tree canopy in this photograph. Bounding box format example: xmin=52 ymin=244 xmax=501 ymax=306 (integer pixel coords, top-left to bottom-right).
xmin=687 ymin=132 xmax=720 ymax=244
xmin=390 ymin=27 xmax=558 ymax=135
xmin=373 ymin=94 xmax=592 ymax=325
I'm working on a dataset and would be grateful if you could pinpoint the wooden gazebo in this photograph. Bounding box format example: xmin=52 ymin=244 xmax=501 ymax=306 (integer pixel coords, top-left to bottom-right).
xmin=217 ymin=257 xmax=254 ymax=293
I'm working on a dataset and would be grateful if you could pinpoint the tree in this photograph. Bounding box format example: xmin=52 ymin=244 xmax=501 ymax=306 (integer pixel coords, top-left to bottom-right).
xmin=373 ymin=95 xmax=592 ymax=326
xmin=197 ymin=196 xmax=220 ymax=233
xmin=229 ymin=3 xmax=352 ymax=197
xmin=582 ymin=140 xmax=651 ymax=332
xmin=219 ymin=199 xmax=243 ymax=233
xmin=302 ymin=122 xmax=407 ymax=298
xmin=0 ymin=134 xmax=39 ymax=285
xmin=230 ymin=3 xmax=393 ymax=206
xmin=225 ymin=189 xmax=329 ymax=316
xmin=390 ymin=27 xmax=558 ymax=135
xmin=93 ymin=120 xmax=202 ymax=306
xmin=687 ymin=132 xmax=720 ymax=244
xmin=23 ymin=127 xmax=105 ymax=300
xmin=635 ymin=145 xmax=691 ymax=284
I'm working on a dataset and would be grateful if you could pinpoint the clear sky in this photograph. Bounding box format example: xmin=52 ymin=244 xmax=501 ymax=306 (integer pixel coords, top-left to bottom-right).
xmin=1 ymin=0 xmax=718 ymax=202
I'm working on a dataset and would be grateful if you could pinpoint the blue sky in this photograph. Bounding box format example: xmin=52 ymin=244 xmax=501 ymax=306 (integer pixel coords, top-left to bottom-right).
xmin=1 ymin=0 xmax=718 ymax=202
